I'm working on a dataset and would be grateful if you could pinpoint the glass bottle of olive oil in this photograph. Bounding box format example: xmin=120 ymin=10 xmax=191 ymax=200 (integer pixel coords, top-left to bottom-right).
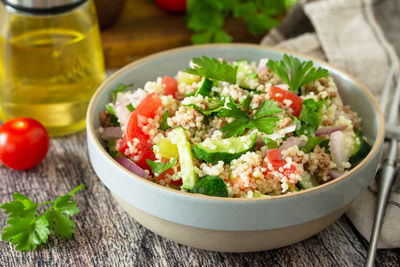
xmin=0 ymin=0 xmax=105 ymax=136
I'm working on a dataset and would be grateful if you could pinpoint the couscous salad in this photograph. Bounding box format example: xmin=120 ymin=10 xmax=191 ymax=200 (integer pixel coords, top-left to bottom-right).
xmin=99 ymin=55 xmax=371 ymax=198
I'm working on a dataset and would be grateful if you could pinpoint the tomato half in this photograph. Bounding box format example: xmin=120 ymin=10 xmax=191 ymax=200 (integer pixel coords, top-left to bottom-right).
xmin=126 ymin=93 xmax=162 ymax=141
xmin=125 ymin=93 xmax=162 ymax=170
xmin=0 ymin=118 xmax=49 ymax=170
xmin=161 ymin=76 xmax=178 ymax=98
xmin=269 ymin=86 xmax=303 ymax=117
xmin=156 ymin=0 xmax=186 ymax=13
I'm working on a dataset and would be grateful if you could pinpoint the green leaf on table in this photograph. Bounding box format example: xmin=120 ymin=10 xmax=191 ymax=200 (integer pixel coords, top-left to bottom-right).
xmin=0 ymin=184 xmax=84 ymax=251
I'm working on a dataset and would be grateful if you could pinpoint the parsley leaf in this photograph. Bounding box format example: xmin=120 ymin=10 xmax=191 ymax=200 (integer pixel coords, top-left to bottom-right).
xmin=184 ymin=56 xmax=238 ymax=84
xmin=160 ymin=111 xmax=171 ymax=130
xmin=146 ymin=158 xmax=177 ymax=176
xmin=261 ymin=136 xmax=278 ymax=149
xmin=219 ymin=99 xmax=282 ymax=137
xmin=267 ymin=54 xmax=329 ymax=93
xmin=111 ymin=83 xmax=134 ymax=100
xmin=296 ymin=99 xmax=326 ymax=136
xmin=0 ymin=185 xmax=84 ymax=251
xmin=300 ymin=135 xmax=322 ymax=154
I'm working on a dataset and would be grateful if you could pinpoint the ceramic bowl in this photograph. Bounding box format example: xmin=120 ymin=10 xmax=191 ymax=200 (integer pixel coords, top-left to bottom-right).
xmin=86 ymin=44 xmax=384 ymax=252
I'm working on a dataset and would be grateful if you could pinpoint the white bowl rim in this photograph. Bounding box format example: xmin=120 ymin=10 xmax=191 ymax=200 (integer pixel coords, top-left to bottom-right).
xmin=87 ymin=43 xmax=385 ymax=202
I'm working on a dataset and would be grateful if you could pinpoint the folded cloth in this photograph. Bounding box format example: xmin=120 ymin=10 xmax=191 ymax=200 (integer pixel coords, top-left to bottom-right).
xmin=261 ymin=0 xmax=400 ymax=248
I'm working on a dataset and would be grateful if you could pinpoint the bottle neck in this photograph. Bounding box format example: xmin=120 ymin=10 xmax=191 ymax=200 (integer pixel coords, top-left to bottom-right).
xmin=1 ymin=0 xmax=88 ymax=15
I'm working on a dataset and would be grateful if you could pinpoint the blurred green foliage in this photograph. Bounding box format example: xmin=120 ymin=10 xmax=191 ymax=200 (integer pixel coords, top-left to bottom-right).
xmin=186 ymin=0 xmax=298 ymax=44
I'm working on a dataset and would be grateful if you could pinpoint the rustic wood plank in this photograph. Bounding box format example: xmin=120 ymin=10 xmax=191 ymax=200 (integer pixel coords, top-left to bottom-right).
xmin=0 ymin=132 xmax=398 ymax=266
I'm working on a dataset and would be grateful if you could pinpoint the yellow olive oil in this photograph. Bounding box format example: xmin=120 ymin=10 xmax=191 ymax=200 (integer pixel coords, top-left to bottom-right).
xmin=0 ymin=1 xmax=105 ymax=136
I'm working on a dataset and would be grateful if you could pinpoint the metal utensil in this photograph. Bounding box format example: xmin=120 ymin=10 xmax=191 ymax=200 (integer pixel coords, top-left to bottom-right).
xmin=365 ymin=66 xmax=400 ymax=267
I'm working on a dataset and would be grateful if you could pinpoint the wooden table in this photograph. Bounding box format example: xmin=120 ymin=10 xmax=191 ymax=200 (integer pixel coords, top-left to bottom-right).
xmin=100 ymin=0 xmax=263 ymax=69
xmin=0 ymin=133 xmax=399 ymax=266
xmin=1 ymin=0 xmax=399 ymax=266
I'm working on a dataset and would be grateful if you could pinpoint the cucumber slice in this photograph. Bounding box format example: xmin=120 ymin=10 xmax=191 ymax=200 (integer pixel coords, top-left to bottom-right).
xmin=195 ymin=78 xmax=213 ymax=97
xmin=296 ymin=175 xmax=319 ymax=190
xmin=173 ymin=128 xmax=198 ymax=190
xmin=192 ymin=133 xmax=257 ymax=164
xmin=349 ymin=133 xmax=371 ymax=166
xmin=191 ymin=176 xmax=228 ymax=197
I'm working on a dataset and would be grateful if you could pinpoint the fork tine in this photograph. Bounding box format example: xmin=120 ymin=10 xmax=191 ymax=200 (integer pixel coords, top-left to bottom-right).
xmin=387 ymin=74 xmax=400 ymax=125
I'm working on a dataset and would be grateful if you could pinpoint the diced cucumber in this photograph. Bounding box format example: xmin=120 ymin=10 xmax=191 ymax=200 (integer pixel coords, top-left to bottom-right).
xmin=156 ymin=138 xmax=178 ymax=159
xmin=296 ymin=174 xmax=319 ymax=190
xmin=195 ymin=78 xmax=213 ymax=97
xmin=349 ymin=133 xmax=371 ymax=166
xmin=173 ymin=128 xmax=198 ymax=190
xmin=192 ymin=133 xmax=257 ymax=164
xmin=177 ymin=71 xmax=201 ymax=84
xmin=191 ymin=176 xmax=228 ymax=197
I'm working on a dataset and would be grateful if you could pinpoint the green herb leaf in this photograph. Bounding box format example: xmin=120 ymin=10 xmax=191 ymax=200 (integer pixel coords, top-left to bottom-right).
xmin=300 ymin=135 xmax=322 ymax=154
xmin=0 ymin=193 xmax=38 ymax=219
xmin=245 ymin=73 xmax=258 ymax=79
xmin=261 ymin=136 xmax=279 ymax=149
xmin=296 ymin=99 xmax=326 ymax=136
xmin=0 ymin=185 xmax=84 ymax=251
xmin=111 ymin=83 xmax=134 ymax=100
xmin=219 ymin=99 xmax=281 ymax=137
xmin=160 ymin=110 xmax=171 ymax=131
xmin=267 ymin=54 xmax=329 ymax=93
xmin=184 ymin=56 xmax=238 ymax=84
xmin=126 ymin=103 xmax=135 ymax=112
xmin=146 ymin=158 xmax=177 ymax=176
xmin=105 ymin=104 xmax=115 ymax=115
xmin=253 ymin=100 xmax=282 ymax=120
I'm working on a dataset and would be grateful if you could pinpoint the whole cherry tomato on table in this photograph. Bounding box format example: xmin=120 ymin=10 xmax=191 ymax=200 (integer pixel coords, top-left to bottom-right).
xmin=0 ymin=118 xmax=49 ymax=170
xmin=156 ymin=0 xmax=186 ymax=13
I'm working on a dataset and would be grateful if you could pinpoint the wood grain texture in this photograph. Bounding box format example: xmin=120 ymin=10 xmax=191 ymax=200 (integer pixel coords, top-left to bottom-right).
xmin=100 ymin=0 xmax=263 ymax=69
xmin=0 ymin=132 xmax=398 ymax=266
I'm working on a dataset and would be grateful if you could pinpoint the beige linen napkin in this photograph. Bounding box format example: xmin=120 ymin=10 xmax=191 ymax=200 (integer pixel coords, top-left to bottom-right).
xmin=261 ymin=0 xmax=400 ymax=248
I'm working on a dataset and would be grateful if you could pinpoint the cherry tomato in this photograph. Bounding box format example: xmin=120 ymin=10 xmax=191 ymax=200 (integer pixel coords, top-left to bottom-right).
xmin=269 ymin=86 xmax=303 ymax=117
xmin=156 ymin=0 xmax=186 ymax=13
xmin=0 ymin=118 xmax=49 ymax=170
xmin=161 ymin=76 xmax=178 ymax=98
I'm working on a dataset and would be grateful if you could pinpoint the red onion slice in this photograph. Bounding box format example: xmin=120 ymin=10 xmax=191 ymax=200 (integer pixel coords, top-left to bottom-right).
xmin=329 ymin=131 xmax=348 ymax=169
xmin=115 ymin=157 xmax=147 ymax=178
xmin=315 ymin=125 xmax=347 ymax=136
xmin=258 ymin=65 xmax=267 ymax=74
xmin=278 ymin=137 xmax=303 ymax=152
xmin=100 ymin=127 xmax=123 ymax=140
xmin=329 ymin=170 xmax=344 ymax=179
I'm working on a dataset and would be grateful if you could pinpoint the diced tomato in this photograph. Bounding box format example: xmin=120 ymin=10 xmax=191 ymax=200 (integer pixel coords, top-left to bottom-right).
xmin=126 ymin=93 xmax=162 ymax=140
xmin=264 ymin=149 xmax=296 ymax=174
xmin=161 ymin=76 xmax=178 ymax=98
xmin=123 ymin=93 xmax=161 ymax=170
xmin=118 ymin=135 xmax=128 ymax=155
xmin=269 ymin=86 xmax=303 ymax=117
xmin=266 ymin=149 xmax=286 ymax=169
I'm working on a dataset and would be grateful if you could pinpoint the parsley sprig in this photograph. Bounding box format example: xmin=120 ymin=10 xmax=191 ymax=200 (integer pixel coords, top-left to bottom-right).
xmin=146 ymin=158 xmax=177 ymax=176
xmin=218 ymin=99 xmax=282 ymax=137
xmin=267 ymin=54 xmax=329 ymax=93
xmin=184 ymin=56 xmax=238 ymax=84
xmin=1 ymin=185 xmax=84 ymax=251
